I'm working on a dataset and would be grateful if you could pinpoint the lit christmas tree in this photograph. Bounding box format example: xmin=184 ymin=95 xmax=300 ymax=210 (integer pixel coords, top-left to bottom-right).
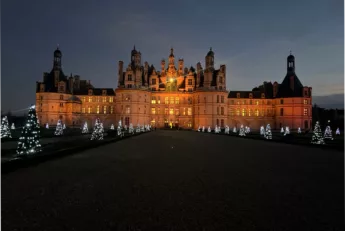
xmin=16 ymin=105 xmax=42 ymax=156
xmin=91 ymin=118 xmax=104 ymax=140
xmin=129 ymin=123 xmax=134 ymax=134
xmin=224 ymin=125 xmax=230 ymax=134
xmin=110 ymin=124 xmax=115 ymax=130
xmin=82 ymin=122 xmax=88 ymax=134
xmin=197 ymin=125 xmax=201 ymax=132
xmin=1 ymin=116 xmax=12 ymax=138
xmin=311 ymin=121 xmax=325 ymax=144
xmin=11 ymin=123 xmax=15 ymax=130
xmin=46 ymin=123 xmax=49 ymax=129
xmin=297 ymin=127 xmax=301 ymax=134
xmin=324 ymin=126 xmax=333 ymax=140
xmin=280 ymin=127 xmax=284 ymax=134
xmin=117 ymin=121 xmax=123 ymax=137
xmin=284 ymin=126 xmax=290 ymax=136
xmin=239 ymin=125 xmax=246 ymax=136
xmin=202 ymin=126 xmax=205 ymax=132
xmin=245 ymin=126 xmax=250 ymax=134
xmin=260 ymin=126 xmax=265 ymax=135
xmin=233 ymin=126 xmax=237 ymax=133
xmin=265 ymin=124 xmax=272 ymax=140
xmin=207 ymin=126 xmax=211 ymax=133
xmin=136 ymin=123 xmax=141 ymax=133
xmin=335 ymin=128 xmax=340 ymax=135
xmin=63 ymin=124 xmax=66 ymax=129
xmin=54 ymin=120 xmax=63 ymax=136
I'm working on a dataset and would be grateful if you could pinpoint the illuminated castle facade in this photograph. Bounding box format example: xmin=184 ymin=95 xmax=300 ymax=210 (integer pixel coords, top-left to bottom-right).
xmin=36 ymin=47 xmax=312 ymax=130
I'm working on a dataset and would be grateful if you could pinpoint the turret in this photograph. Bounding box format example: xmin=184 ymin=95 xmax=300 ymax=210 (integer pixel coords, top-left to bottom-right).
xmin=178 ymin=59 xmax=184 ymax=75
xmin=53 ymin=45 xmax=62 ymax=70
xmin=287 ymin=51 xmax=295 ymax=74
xmin=196 ymin=62 xmax=203 ymax=88
xmin=205 ymin=47 xmax=214 ymax=70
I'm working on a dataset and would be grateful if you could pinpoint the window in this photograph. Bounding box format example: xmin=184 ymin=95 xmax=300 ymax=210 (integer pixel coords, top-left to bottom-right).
xmin=221 ymin=119 xmax=224 ymax=127
xmin=230 ymin=100 xmax=234 ymax=104
xmin=242 ymin=108 xmax=246 ymax=116
xmin=217 ymin=107 xmax=219 ymax=115
xmin=123 ymin=117 xmax=129 ymax=126
xmin=88 ymin=97 xmax=92 ymax=102
xmin=304 ymin=108 xmax=308 ymax=116
xmin=82 ymin=108 xmax=85 ymax=113
xmin=103 ymin=106 xmax=107 ymax=114
xmin=165 ymin=97 xmax=169 ymax=104
xmin=188 ymin=88 xmax=192 ymax=92
xmin=175 ymin=108 xmax=179 ymax=115
xmin=280 ymin=99 xmax=284 ymax=104
xmin=170 ymin=97 xmax=174 ymax=104
xmin=304 ymin=99 xmax=308 ymax=104
xmin=304 ymin=120 xmax=309 ymax=129
xmin=243 ymin=100 xmax=246 ymax=105
xmin=188 ymin=97 xmax=192 ymax=104
xmin=188 ymin=108 xmax=192 ymax=116
xmin=248 ymin=109 xmax=252 ymax=116
xmin=59 ymin=86 xmax=64 ymax=92
xmin=60 ymin=95 xmax=63 ymax=100
xmin=59 ymin=103 xmax=64 ymax=107
xmin=88 ymin=106 xmax=92 ymax=114
xmin=157 ymin=108 xmax=161 ymax=114
xmin=152 ymin=78 xmax=156 ymax=85
xmin=219 ymin=77 xmax=223 ymax=84
xmin=230 ymin=108 xmax=234 ymax=116
xmin=110 ymin=106 xmax=114 ymax=114
xmin=261 ymin=93 xmax=265 ymax=98
xmin=217 ymin=95 xmax=219 ymax=103
xmin=151 ymin=108 xmax=156 ymax=114
xmin=151 ymin=96 xmax=156 ymax=104
xmin=187 ymin=121 xmax=192 ymax=128
xmin=237 ymin=93 xmax=240 ymax=98
xmin=125 ymin=95 xmax=131 ymax=101
xmin=97 ymin=105 xmax=100 ymax=114
xmin=249 ymin=93 xmax=253 ymax=99
xmin=127 ymin=84 xmax=132 ymax=88
xmin=221 ymin=96 xmax=224 ymax=103
xmin=169 ymin=108 xmax=174 ymax=115
xmin=249 ymin=100 xmax=252 ymax=105
xmin=82 ymin=97 xmax=86 ymax=102
xmin=175 ymin=97 xmax=179 ymax=104
xmin=88 ymin=89 xmax=93 ymax=95
xmin=188 ymin=79 xmax=192 ymax=85
xmin=128 ymin=75 xmax=132 ymax=81
xmin=236 ymin=108 xmax=240 ymax=116
xmin=165 ymin=108 xmax=169 ymax=115
xmin=261 ymin=110 xmax=265 ymax=116
xmin=255 ymin=109 xmax=259 ymax=116
xmin=221 ymin=107 xmax=224 ymax=115
xmin=157 ymin=96 xmax=161 ymax=104
xmin=255 ymin=100 xmax=259 ymax=105
xmin=126 ymin=106 xmax=130 ymax=114
xmin=216 ymin=119 xmax=219 ymax=126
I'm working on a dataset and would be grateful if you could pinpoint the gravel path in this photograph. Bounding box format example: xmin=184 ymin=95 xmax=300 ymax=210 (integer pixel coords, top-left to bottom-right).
xmin=2 ymin=130 xmax=343 ymax=230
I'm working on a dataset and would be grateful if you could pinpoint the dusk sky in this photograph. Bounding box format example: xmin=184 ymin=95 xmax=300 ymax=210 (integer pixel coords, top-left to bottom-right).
xmin=1 ymin=0 xmax=344 ymax=113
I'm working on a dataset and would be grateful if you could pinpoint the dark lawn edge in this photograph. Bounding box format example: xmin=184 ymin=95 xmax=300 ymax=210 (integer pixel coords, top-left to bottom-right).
xmin=1 ymin=132 xmax=150 ymax=175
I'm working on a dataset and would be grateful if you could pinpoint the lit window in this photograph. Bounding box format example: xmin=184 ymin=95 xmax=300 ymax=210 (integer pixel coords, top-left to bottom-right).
xmin=110 ymin=106 xmax=114 ymax=114
xmin=188 ymin=108 xmax=192 ymax=116
xmin=97 ymin=105 xmax=100 ymax=114
xmin=103 ymin=97 xmax=107 ymax=102
xmin=83 ymin=97 xmax=86 ymax=102
xmin=82 ymin=108 xmax=85 ymax=113
xmin=170 ymin=97 xmax=174 ymax=104
xmin=169 ymin=108 xmax=174 ymax=115
xmin=126 ymin=106 xmax=130 ymax=114
xmin=109 ymin=97 xmax=113 ymax=102
xmin=187 ymin=121 xmax=192 ymax=127
xmin=248 ymin=109 xmax=252 ymax=116
xmin=242 ymin=108 xmax=246 ymax=116
xmin=157 ymin=96 xmax=161 ymax=104
xmin=151 ymin=108 xmax=156 ymax=114
xmin=304 ymin=99 xmax=308 ymax=104
xmin=261 ymin=110 xmax=265 ymax=116
xmin=165 ymin=108 xmax=169 ymax=115
xmin=236 ymin=108 xmax=240 ymax=116
xmin=175 ymin=97 xmax=179 ymax=104
xmin=255 ymin=109 xmax=259 ymax=116
xmin=88 ymin=106 xmax=92 ymax=114
xmin=175 ymin=108 xmax=179 ymax=115
xmin=96 ymin=97 xmax=100 ymax=102
xmin=151 ymin=96 xmax=156 ymax=104
xmin=304 ymin=108 xmax=308 ymax=115
xmin=188 ymin=79 xmax=192 ymax=85
xmin=103 ymin=106 xmax=107 ymax=114
xmin=255 ymin=100 xmax=259 ymax=105
xmin=165 ymin=97 xmax=169 ymax=104
xmin=88 ymin=97 xmax=92 ymax=102
xmin=230 ymin=108 xmax=234 ymax=116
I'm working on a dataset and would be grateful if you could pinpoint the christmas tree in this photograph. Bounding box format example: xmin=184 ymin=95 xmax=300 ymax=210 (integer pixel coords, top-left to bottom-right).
xmin=46 ymin=123 xmax=49 ymax=129
xmin=207 ymin=126 xmax=211 ymax=133
xmin=197 ymin=125 xmax=201 ymax=132
xmin=284 ymin=126 xmax=290 ymax=136
xmin=82 ymin=122 xmax=88 ymax=134
xmin=265 ymin=124 xmax=272 ymax=140
xmin=129 ymin=123 xmax=134 ymax=134
xmin=233 ymin=127 xmax=237 ymax=133
xmin=117 ymin=121 xmax=123 ymax=137
xmin=11 ymin=123 xmax=15 ymax=130
xmin=54 ymin=120 xmax=63 ymax=136
xmin=110 ymin=124 xmax=115 ymax=130
xmin=1 ymin=116 xmax=12 ymax=138
xmin=16 ymin=105 xmax=42 ymax=155
xmin=260 ymin=126 xmax=265 ymax=135
xmin=335 ymin=128 xmax=340 ymax=135
xmin=91 ymin=118 xmax=104 ymax=140
xmin=63 ymin=124 xmax=66 ymax=129
xmin=239 ymin=125 xmax=246 ymax=136
xmin=136 ymin=123 xmax=141 ymax=133
xmin=297 ymin=127 xmax=301 ymax=134
xmin=202 ymin=126 xmax=205 ymax=132
xmin=280 ymin=127 xmax=284 ymax=134
xmin=224 ymin=125 xmax=230 ymax=134
xmin=245 ymin=126 xmax=250 ymax=134
xmin=311 ymin=121 xmax=325 ymax=144
xmin=324 ymin=126 xmax=333 ymax=140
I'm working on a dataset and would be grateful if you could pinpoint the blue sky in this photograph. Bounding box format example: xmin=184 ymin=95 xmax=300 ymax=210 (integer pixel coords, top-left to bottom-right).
xmin=1 ymin=0 xmax=344 ymax=112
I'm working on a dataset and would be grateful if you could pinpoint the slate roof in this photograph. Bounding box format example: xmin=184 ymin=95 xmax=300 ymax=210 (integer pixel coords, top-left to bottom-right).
xmin=275 ymin=74 xmax=304 ymax=98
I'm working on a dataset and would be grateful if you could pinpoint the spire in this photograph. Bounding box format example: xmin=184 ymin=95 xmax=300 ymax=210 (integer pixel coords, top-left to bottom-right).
xmin=133 ymin=45 xmax=136 ymax=50
xmin=57 ymin=44 xmax=59 ymax=50
xmin=290 ymin=49 xmax=292 ymax=55
xmin=170 ymin=47 xmax=174 ymax=56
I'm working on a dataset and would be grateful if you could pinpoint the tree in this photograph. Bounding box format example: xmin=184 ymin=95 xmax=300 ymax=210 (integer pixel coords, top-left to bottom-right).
xmin=63 ymin=124 xmax=66 ymax=129
xmin=324 ymin=126 xmax=333 ymax=140
xmin=54 ymin=120 xmax=63 ymax=136
xmin=129 ymin=123 xmax=134 ymax=134
xmin=11 ymin=123 xmax=15 ymax=130
xmin=284 ymin=126 xmax=290 ymax=136
xmin=136 ymin=123 xmax=141 ymax=133
xmin=265 ymin=124 xmax=272 ymax=140
xmin=297 ymin=127 xmax=301 ymax=134
xmin=335 ymin=128 xmax=340 ymax=135
xmin=46 ymin=123 xmax=49 ymax=129
xmin=91 ymin=118 xmax=104 ymax=140
xmin=280 ymin=127 xmax=284 ymax=134
xmin=16 ymin=105 xmax=42 ymax=155
xmin=82 ymin=122 xmax=88 ymax=134
xmin=311 ymin=121 xmax=325 ymax=144
xmin=260 ymin=126 xmax=265 ymax=135
xmin=233 ymin=127 xmax=237 ymax=133
xmin=1 ymin=116 xmax=12 ymax=138
xmin=110 ymin=124 xmax=115 ymax=130
xmin=239 ymin=125 xmax=246 ymax=136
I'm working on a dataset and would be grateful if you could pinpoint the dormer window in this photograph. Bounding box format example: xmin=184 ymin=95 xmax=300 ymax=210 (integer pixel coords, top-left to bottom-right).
xmin=249 ymin=93 xmax=253 ymax=99
xmin=128 ymin=74 xmax=132 ymax=81
xmin=40 ymin=84 xmax=45 ymax=92
xmin=102 ymin=90 xmax=107 ymax=96
xmin=236 ymin=93 xmax=240 ymax=98
xmin=88 ymin=89 xmax=93 ymax=95
xmin=261 ymin=93 xmax=265 ymax=98
xmin=58 ymin=82 xmax=66 ymax=93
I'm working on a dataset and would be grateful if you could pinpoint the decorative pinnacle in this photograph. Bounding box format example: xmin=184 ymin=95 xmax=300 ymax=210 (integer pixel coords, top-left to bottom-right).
xmin=170 ymin=47 xmax=174 ymax=55
xmin=133 ymin=45 xmax=136 ymax=50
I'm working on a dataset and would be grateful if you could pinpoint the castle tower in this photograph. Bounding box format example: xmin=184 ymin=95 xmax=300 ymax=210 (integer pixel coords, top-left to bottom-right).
xmin=131 ymin=45 xmax=141 ymax=67
xmin=53 ymin=45 xmax=62 ymax=70
xmin=178 ymin=58 xmax=184 ymax=75
xmin=205 ymin=47 xmax=214 ymax=70
xmin=118 ymin=61 xmax=124 ymax=87
xmin=287 ymin=51 xmax=295 ymax=74
xmin=168 ymin=48 xmax=175 ymax=69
